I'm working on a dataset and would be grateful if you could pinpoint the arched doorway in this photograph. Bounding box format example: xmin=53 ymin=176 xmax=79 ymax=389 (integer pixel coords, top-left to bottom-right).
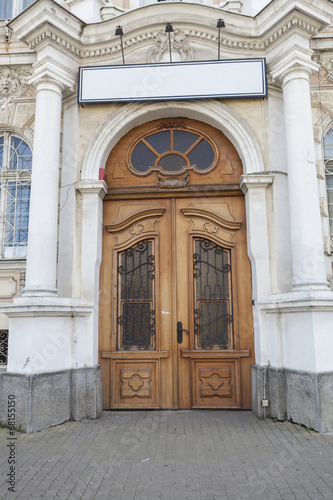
xmin=99 ymin=118 xmax=254 ymax=409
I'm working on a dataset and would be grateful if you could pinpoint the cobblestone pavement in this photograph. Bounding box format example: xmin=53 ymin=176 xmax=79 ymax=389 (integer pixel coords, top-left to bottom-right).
xmin=1 ymin=410 xmax=333 ymax=500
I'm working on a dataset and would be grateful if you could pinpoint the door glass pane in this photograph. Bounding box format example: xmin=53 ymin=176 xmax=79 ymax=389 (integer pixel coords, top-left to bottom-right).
xmin=131 ymin=142 xmax=157 ymax=173
xmin=144 ymin=131 xmax=170 ymax=154
xmin=193 ymin=239 xmax=233 ymax=349
xmin=117 ymin=240 xmax=155 ymax=350
xmin=188 ymin=139 xmax=215 ymax=170
xmin=173 ymin=130 xmax=200 ymax=153
xmin=157 ymin=154 xmax=187 ymax=172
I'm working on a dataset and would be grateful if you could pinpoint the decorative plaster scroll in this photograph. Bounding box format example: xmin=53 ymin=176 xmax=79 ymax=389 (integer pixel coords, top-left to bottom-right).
xmin=0 ymin=67 xmax=34 ymax=110
xmin=311 ymin=67 xmax=333 ymax=86
xmin=148 ymin=29 xmax=193 ymax=63
xmin=157 ymin=173 xmax=189 ymax=189
xmin=311 ymin=91 xmax=333 ymax=104
xmin=318 ymin=55 xmax=333 ymax=83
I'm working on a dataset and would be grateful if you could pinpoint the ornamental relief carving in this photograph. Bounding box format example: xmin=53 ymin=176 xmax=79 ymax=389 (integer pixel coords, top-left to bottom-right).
xmin=311 ymin=91 xmax=333 ymax=104
xmin=157 ymin=173 xmax=189 ymax=189
xmin=113 ymin=219 xmax=159 ymax=247
xmin=0 ymin=67 xmax=34 ymax=110
xmin=120 ymin=368 xmax=152 ymax=398
xmin=28 ymin=16 xmax=319 ymax=62
xmin=199 ymin=367 xmax=232 ymax=398
xmin=19 ymin=269 xmax=26 ymax=296
xmin=318 ymin=55 xmax=333 ymax=83
xmin=148 ymin=29 xmax=194 ymax=63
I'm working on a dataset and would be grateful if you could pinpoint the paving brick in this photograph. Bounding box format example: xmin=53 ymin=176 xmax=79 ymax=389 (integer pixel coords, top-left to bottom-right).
xmin=1 ymin=411 xmax=333 ymax=500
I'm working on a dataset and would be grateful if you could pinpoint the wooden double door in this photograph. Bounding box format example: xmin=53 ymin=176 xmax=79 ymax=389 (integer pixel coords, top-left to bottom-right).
xmin=99 ymin=195 xmax=254 ymax=410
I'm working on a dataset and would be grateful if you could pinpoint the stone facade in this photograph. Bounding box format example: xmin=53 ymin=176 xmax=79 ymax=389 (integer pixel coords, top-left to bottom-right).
xmin=0 ymin=0 xmax=333 ymax=432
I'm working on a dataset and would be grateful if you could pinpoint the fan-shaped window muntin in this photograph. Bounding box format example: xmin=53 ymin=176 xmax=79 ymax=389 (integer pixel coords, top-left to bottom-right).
xmin=128 ymin=127 xmax=217 ymax=175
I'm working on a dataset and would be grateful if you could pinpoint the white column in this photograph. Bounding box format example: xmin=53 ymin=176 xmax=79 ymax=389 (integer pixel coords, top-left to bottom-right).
xmin=24 ymin=79 xmax=63 ymax=296
xmin=281 ymin=68 xmax=329 ymax=291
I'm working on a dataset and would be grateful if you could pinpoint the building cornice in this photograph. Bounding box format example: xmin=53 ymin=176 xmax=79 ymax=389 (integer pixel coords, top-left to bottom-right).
xmin=4 ymin=0 xmax=332 ymax=68
xmin=24 ymin=13 xmax=327 ymax=63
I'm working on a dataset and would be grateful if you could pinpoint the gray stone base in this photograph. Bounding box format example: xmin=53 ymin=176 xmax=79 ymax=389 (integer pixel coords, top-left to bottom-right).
xmin=0 ymin=365 xmax=102 ymax=433
xmin=251 ymin=364 xmax=333 ymax=433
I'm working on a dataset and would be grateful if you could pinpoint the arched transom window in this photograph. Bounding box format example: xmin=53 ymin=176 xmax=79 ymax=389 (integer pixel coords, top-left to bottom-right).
xmin=0 ymin=132 xmax=32 ymax=259
xmin=128 ymin=124 xmax=217 ymax=175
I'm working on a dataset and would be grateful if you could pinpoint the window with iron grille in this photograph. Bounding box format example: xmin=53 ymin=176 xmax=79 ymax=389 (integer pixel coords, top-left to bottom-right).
xmin=0 ymin=132 xmax=32 ymax=259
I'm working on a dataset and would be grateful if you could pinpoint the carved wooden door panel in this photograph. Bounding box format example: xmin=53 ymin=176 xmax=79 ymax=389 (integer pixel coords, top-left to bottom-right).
xmin=99 ymin=196 xmax=254 ymax=410
xmin=175 ymin=197 xmax=253 ymax=409
xmin=100 ymin=199 xmax=175 ymax=409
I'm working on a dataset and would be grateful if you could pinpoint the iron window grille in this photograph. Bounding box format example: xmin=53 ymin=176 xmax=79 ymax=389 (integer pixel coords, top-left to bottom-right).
xmin=193 ymin=239 xmax=233 ymax=350
xmin=0 ymin=330 xmax=8 ymax=365
xmin=117 ymin=240 xmax=156 ymax=350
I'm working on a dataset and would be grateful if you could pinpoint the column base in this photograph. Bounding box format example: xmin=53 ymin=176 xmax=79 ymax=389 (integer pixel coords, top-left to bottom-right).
xmin=251 ymin=365 xmax=333 ymax=434
xmin=0 ymin=366 xmax=103 ymax=433
xmin=292 ymin=280 xmax=330 ymax=292
xmin=22 ymin=286 xmax=58 ymax=296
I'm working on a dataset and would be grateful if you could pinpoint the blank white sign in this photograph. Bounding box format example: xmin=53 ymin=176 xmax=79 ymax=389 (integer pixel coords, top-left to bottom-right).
xmin=78 ymin=58 xmax=267 ymax=103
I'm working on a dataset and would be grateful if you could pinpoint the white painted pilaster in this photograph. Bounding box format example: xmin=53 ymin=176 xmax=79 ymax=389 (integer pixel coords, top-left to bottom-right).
xmin=76 ymin=180 xmax=107 ymax=365
xmin=240 ymin=174 xmax=274 ymax=366
xmin=58 ymin=99 xmax=79 ymax=298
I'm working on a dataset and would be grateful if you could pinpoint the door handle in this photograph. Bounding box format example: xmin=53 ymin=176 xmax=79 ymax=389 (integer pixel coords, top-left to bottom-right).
xmin=177 ymin=321 xmax=189 ymax=344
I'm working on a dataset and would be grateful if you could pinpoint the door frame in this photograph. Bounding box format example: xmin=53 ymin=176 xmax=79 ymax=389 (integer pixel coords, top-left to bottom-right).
xmin=78 ymin=101 xmax=265 ymax=386
xmin=99 ymin=192 xmax=254 ymax=410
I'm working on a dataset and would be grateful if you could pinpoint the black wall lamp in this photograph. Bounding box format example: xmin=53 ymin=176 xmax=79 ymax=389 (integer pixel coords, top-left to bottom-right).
xmin=165 ymin=22 xmax=174 ymax=63
xmin=216 ymin=18 xmax=225 ymax=61
xmin=115 ymin=25 xmax=125 ymax=64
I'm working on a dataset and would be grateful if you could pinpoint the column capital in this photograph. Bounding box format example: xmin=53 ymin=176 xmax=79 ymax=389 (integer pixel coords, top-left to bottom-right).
xmin=76 ymin=180 xmax=108 ymax=199
xmin=29 ymin=57 xmax=77 ymax=94
xmin=240 ymin=174 xmax=274 ymax=194
xmin=268 ymin=47 xmax=319 ymax=86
